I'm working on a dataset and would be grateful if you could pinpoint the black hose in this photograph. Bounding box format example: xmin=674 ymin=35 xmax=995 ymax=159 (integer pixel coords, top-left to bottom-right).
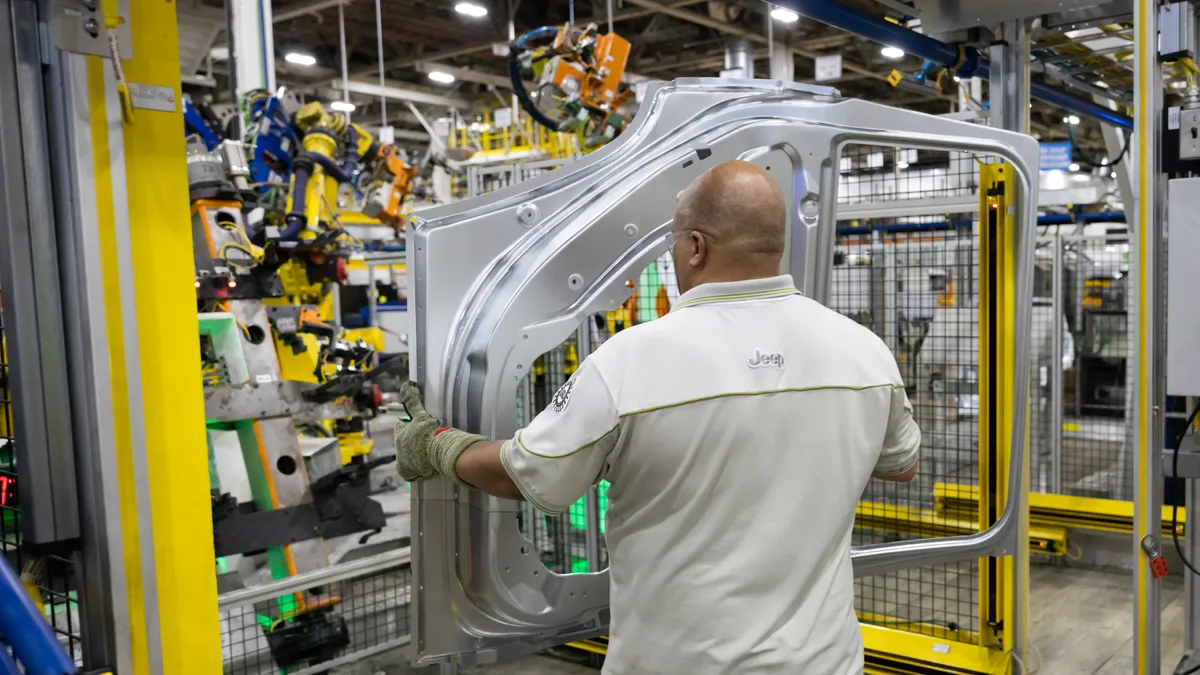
xmin=1171 ymin=400 xmax=1200 ymax=577
xmin=307 ymin=152 xmax=352 ymax=185
xmin=282 ymin=155 xmax=313 ymax=241
xmin=508 ymin=26 xmax=565 ymax=132
xmin=342 ymin=124 xmax=360 ymax=177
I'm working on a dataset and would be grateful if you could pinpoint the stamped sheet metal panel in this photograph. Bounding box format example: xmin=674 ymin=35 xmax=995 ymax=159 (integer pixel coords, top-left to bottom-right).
xmin=408 ymin=78 xmax=1041 ymax=666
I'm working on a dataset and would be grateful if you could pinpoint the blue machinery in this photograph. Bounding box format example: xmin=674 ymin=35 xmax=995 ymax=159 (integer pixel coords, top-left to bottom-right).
xmin=775 ymin=0 xmax=1135 ymax=131
xmin=0 ymin=557 xmax=75 ymax=675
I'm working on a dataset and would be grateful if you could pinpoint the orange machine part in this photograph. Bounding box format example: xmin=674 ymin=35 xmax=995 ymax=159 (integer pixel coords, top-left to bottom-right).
xmin=383 ymin=155 xmax=419 ymax=227
xmin=588 ymin=32 xmax=630 ymax=107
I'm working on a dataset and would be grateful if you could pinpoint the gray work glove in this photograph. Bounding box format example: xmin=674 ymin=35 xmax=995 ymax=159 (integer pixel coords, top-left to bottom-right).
xmin=394 ymin=381 xmax=487 ymax=484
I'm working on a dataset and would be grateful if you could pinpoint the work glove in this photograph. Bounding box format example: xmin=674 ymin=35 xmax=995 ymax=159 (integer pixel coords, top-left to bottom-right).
xmin=394 ymin=381 xmax=487 ymax=484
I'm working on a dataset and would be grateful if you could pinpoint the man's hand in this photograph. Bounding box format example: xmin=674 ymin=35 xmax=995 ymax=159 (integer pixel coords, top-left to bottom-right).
xmin=393 ymin=382 xmax=487 ymax=484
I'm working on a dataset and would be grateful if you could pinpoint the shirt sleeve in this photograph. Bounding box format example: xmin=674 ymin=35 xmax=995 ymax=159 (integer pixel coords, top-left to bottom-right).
xmin=501 ymin=357 xmax=620 ymax=515
xmin=874 ymin=385 xmax=921 ymax=478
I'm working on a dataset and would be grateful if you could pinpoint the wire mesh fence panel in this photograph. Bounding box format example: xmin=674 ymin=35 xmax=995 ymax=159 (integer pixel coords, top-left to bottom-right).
xmin=0 ymin=292 xmax=84 ymax=665
xmin=1059 ymin=235 xmax=1131 ymax=500
xmin=220 ymin=560 xmax=411 ymax=675
xmin=836 ymin=143 xmax=987 ymax=643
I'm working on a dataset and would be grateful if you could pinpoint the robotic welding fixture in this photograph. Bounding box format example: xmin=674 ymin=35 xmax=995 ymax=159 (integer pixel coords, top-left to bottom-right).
xmin=508 ymin=22 xmax=633 ymax=149
xmin=406 ymin=78 xmax=1040 ymax=667
xmin=188 ymin=130 xmax=403 ymax=670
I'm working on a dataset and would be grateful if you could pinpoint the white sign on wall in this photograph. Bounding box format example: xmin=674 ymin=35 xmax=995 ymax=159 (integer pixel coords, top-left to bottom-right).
xmin=814 ymin=54 xmax=843 ymax=82
xmin=494 ymin=107 xmax=513 ymax=128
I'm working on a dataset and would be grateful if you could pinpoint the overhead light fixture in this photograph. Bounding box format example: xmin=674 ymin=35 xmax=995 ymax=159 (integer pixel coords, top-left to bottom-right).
xmin=1069 ymin=162 xmax=1080 ymax=172
xmin=1065 ymin=115 xmax=1080 ymax=125
xmin=770 ymin=6 xmax=799 ymax=23
xmin=881 ymin=46 xmax=905 ymax=59
xmin=455 ymin=2 xmax=488 ymax=17
xmin=1095 ymin=80 xmax=1109 ymax=89
xmin=330 ymin=100 xmax=356 ymax=112
xmin=428 ymin=70 xmax=456 ymax=84
xmin=1111 ymin=171 xmax=1117 ymax=178
xmin=1101 ymin=156 xmax=1109 ymax=166
xmin=897 ymin=161 xmax=909 ymax=169
xmin=953 ymin=75 xmax=961 ymax=82
xmin=284 ymin=52 xmax=316 ymax=67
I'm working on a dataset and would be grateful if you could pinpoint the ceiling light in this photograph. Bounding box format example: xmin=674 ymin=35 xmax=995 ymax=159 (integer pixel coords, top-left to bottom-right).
xmin=881 ymin=46 xmax=905 ymax=59
xmin=284 ymin=52 xmax=316 ymax=67
xmin=770 ymin=7 xmax=799 ymax=23
xmin=1095 ymin=80 xmax=1109 ymax=89
xmin=1111 ymin=171 xmax=1117 ymax=178
xmin=330 ymin=101 xmax=355 ymax=112
xmin=953 ymin=75 xmax=961 ymax=82
xmin=428 ymin=71 xmax=456 ymax=84
xmin=897 ymin=161 xmax=909 ymax=169
xmin=1101 ymin=156 xmax=1109 ymax=166
xmin=1069 ymin=162 xmax=1080 ymax=172
xmin=454 ymin=2 xmax=488 ymax=17
xmin=1067 ymin=115 xmax=1080 ymax=125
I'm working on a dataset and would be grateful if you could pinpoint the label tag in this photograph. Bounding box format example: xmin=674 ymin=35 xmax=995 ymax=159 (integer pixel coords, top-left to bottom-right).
xmin=932 ymin=643 xmax=950 ymax=655
xmin=1170 ymin=106 xmax=1181 ymax=130
xmin=255 ymin=374 xmax=274 ymax=384
xmin=127 ymin=83 xmax=177 ymax=112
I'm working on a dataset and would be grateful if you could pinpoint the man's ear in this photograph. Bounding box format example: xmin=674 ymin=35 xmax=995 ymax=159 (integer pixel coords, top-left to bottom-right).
xmin=689 ymin=231 xmax=707 ymax=268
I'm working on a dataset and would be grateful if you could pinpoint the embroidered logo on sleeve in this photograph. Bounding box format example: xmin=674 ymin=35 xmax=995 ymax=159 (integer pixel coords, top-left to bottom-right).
xmin=552 ymin=378 xmax=577 ymax=414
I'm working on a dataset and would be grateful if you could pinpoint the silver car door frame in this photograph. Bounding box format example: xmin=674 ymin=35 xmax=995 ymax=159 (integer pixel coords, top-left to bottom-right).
xmin=407 ymin=78 xmax=1039 ymax=667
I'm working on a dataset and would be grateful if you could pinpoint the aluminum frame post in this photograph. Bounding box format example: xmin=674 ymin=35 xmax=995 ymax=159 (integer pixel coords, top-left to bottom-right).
xmin=1051 ymin=237 xmax=1065 ymax=495
xmin=230 ymin=0 xmax=275 ymax=95
xmin=1134 ymin=0 xmax=1165 ymax=671
xmin=986 ymin=18 xmax=1030 ymax=667
xmin=0 ymin=0 xmax=81 ymax=546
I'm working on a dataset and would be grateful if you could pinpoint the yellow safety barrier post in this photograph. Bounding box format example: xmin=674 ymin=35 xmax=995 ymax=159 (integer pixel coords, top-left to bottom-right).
xmin=978 ymin=162 xmax=1030 ymax=674
xmin=88 ymin=0 xmax=222 ymax=671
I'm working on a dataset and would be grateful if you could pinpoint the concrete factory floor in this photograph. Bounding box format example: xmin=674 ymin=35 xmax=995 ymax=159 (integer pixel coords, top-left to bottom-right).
xmin=336 ymin=564 xmax=1186 ymax=675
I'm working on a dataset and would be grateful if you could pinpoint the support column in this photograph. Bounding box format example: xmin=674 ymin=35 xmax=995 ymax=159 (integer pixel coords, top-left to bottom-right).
xmin=230 ymin=0 xmax=275 ymax=95
xmin=1134 ymin=0 xmax=1164 ymax=671
xmin=1051 ymin=237 xmax=1065 ymax=495
xmin=770 ymin=44 xmax=794 ymax=82
xmin=986 ymin=17 xmax=1030 ymax=670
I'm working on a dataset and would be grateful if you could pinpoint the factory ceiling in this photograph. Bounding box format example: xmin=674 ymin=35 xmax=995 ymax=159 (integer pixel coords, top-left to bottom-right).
xmin=181 ymin=0 xmax=1128 ymax=155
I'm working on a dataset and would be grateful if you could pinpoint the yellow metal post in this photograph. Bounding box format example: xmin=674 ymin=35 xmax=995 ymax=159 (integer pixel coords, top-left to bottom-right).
xmin=977 ymin=162 xmax=1029 ymax=672
xmin=86 ymin=1 xmax=222 ymax=671
xmin=1134 ymin=0 xmax=1163 ymax=671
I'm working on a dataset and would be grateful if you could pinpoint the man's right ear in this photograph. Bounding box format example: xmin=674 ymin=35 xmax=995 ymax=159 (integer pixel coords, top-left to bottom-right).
xmin=688 ymin=231 xmax=707 ymax=268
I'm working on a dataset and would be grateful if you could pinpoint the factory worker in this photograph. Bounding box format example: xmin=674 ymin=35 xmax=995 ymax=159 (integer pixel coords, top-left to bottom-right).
xmin=395 ymin=159 xmax=921 ymax=675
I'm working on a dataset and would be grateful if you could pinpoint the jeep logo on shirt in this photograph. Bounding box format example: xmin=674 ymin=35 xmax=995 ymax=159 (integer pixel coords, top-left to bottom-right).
xmin=747 ymin=349 xmax=785 ymax=369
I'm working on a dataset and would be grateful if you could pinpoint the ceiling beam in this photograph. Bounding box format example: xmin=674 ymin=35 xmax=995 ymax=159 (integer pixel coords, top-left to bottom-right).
xmin=620 ymin=0 xmax=957 ymax=103
xmin=274 ymin=0 xmax=349 ymax=23
xmin=332 ymin=79 xmax=469 ymax=108
xmin=413 ymin=61 xmax=534 ymax=89
xmin=348 ymin=0 xmax=710 ymax=79
xmin=636 ymin=48 xmax=770 ymax=75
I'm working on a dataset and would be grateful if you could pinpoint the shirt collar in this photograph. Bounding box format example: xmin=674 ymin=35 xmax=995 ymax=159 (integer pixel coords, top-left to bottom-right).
xmin=672 ymin=275 xmax=799 ymax=311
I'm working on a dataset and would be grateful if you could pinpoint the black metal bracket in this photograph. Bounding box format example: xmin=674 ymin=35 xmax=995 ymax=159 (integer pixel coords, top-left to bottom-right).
xmin=211 ymin=456 xmax=393 ymax=557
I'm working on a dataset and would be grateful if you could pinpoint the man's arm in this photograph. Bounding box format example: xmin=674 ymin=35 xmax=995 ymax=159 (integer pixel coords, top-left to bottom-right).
xmin=455 ymin=440 xmax=524 ymax=500
xmin=394 ymin=358 xmax=621 ymax=514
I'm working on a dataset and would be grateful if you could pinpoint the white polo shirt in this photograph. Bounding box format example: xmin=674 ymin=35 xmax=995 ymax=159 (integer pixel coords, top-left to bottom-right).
xmin=501 ymin=275 xmax=921 ymax=675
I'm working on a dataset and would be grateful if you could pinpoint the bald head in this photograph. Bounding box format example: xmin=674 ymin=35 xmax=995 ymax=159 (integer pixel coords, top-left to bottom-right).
xmin=670 ymin=160 xmax=787 ymax=292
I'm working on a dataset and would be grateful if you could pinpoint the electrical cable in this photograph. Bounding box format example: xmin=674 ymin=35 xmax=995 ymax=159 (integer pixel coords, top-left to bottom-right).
xmin=1171 ymin=399 xmax=1200 ymax=578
